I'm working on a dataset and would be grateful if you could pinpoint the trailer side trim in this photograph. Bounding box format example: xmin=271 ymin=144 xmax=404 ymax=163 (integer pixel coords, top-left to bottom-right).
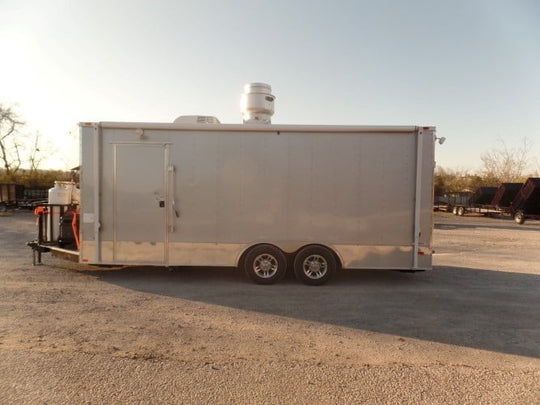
xmin=413 ymin=129 xmax=423 ymax=269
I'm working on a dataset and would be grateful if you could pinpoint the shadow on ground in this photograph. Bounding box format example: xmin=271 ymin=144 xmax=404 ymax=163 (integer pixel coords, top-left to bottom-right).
xmin=83 ymin=265 xmax=540 ymax=359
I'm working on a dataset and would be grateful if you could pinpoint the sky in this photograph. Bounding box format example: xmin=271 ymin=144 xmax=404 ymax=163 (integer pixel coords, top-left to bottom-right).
xmin=1 ymin=0 xmax=539 ymax=172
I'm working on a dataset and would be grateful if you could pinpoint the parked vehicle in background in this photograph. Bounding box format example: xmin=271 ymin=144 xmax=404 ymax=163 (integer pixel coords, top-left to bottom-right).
xmin=442 ymin=180 xmax=540 ymax=226
xmin=0 ymin=184 xmax=48 ymax=211
xmin=434 ymin=191 xmax=471 ymax=213
xmin=490 ymin=183 xmax=523 ymax=209
xmin=451 ymin=187 xmax=499 ymax=217
xmin=0 ymin=184 xmax=24 ymax=211
xmin=509 ymin=178 xmax=540 ymax=224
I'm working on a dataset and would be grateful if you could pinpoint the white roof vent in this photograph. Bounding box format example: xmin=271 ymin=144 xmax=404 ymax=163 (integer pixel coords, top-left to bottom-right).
xmin=241 ymin=83 xmax=275 ymax=124
xmin=173 ymin=115 xmax=220 ymax=124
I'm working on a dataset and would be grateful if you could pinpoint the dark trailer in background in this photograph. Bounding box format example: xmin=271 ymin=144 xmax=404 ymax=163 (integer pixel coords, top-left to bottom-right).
xmin=490 ymin=183 xmax=523 ymax=209
xmin=433 ymin=191 xmax=471 ymax=212
xmin=510 ymin=178 xmax=540 ymax=224
xmin=0 ymin=184 xmax=48 ymax=211
xmin=0 ymin=184 xmax=24 ymax=211
xmin=452 ymin=186 xmax=500 ymax=217
xmin=18 ymin=187 xmax=49 ymax=209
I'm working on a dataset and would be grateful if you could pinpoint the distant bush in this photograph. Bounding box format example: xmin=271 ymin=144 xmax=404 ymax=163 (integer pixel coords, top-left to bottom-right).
xmin=0 ymin=169 xmax=77 ymax=188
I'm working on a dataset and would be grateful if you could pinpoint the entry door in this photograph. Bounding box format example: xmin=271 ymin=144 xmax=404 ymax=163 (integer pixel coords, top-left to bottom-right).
xmin=114 ymin=144 xmax=167 ymax=263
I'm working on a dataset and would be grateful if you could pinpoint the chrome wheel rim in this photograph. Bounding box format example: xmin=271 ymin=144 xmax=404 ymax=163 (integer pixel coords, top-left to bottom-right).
xmin=253 ymin=253 xmax=279 ymax=278
xmin=302 ymin=254 xmax=328 ymax=279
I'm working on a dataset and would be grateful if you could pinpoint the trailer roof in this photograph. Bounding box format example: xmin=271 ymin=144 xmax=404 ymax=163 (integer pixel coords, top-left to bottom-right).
xmin=80 ymin=122 xmax=434 ymax=134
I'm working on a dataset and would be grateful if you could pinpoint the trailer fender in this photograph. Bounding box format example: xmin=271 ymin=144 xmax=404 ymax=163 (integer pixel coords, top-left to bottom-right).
xmin=236 ymin=242 xmax=286 ymax=270
xmin=236 ymin=242 xmax=342 ymax=270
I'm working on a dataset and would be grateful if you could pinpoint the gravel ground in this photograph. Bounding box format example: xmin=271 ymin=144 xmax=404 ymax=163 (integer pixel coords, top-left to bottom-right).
xmin=0 ymin=211 xmax=539 ymax=404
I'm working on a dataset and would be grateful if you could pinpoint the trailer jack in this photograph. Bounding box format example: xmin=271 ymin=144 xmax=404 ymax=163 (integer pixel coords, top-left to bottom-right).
xmin=26 ymin=241 xmax=50 ymax=266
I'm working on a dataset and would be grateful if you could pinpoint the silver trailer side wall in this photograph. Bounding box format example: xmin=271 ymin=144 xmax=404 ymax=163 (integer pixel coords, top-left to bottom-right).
xmin=79 ymin=124 xmax=434 ymax=269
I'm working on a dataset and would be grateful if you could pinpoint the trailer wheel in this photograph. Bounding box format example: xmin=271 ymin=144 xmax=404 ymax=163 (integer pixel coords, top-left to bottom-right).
xmin=457 ymin=206 xmax=465 ymax=216
xmin=243 ymin=244 xmax=287 ymax=284
xmin=514 ymin=211 xmax=525 ymax=225
xmin=293 ymin=245 xmax=336 ymax=286
xmin=452 ymin=206 xmax=458 ymax=215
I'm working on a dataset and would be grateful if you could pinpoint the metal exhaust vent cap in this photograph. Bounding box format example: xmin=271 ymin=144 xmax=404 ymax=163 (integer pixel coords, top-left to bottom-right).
xmin=241 ymin=83 xmax=275 ymax=124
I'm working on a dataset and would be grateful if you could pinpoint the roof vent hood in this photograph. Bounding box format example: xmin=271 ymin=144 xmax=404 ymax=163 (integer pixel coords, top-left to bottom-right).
xmin=173 ymin=115 xmax=220 ymax=124
xmin=241 ymin=83 xmax=275 ymax=124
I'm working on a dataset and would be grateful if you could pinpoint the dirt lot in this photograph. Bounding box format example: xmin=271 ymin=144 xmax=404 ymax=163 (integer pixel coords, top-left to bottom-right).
xmin=0 ymin=211 xmax=539 ymax=404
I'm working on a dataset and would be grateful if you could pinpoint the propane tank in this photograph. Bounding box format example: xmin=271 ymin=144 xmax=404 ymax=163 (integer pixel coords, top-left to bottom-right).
xmin=47 ymin=181 xmax=73 ymax=242
xmin=71 ymin=186 xmax=80 ymax=204
xmin=48 ymin=181 xmax=72 ymax=205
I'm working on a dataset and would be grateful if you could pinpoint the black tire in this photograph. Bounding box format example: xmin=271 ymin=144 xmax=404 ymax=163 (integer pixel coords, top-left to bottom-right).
xmin=243 ymin=244 xmax=287 ymax=284
xmin=514 ymin=211 xmax=525 ymax=225
xmin=457 ymin=206 xmax=465 ymax=216
xmin=0 ymin=203 xmax=6 ymax=213
xmin=293 ymin=245 xmax=337 ymax=286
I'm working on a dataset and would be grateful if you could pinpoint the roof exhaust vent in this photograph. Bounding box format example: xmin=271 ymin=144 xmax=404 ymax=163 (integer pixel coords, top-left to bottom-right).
xmin=241 ymin=83 xmax=275 ymax=124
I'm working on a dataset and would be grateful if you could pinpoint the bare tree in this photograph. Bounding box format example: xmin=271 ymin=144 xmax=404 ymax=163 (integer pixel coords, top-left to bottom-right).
xmin=28 ymin=132 xmax=46 ymax=173
xmin=480 ymin=138 xmax=534 ymax=183
xmin=0 ymin=105 xmax=25 ymax=179
xmin=532 ymin=156 xmax=540 ymax=177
